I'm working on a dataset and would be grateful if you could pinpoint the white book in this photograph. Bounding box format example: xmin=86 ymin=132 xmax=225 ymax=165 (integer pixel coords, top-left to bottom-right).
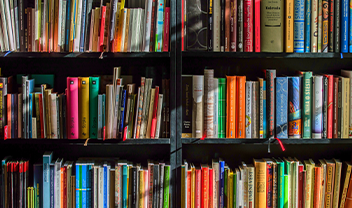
xmin=292 ymin=160 xmax=299 ymax=208
xmin=341 ymin=70 xmax=352 ymax=138
xmin=74 ymin=0 xmax=82 ymax=52
xmin=120 ymin=8 xmax=127 ymax=51
xmin=312 ymin=76 xmax=323 ymax=138
xmin=241 ymin=164 xmax=248 ymax=208
xmin=246 ymin=81 xmax=252 ymax=138
xmin=106 ymin=85 xmax=114 ymax=139
xmin=213 ymin=78 xmax=218 ymax=137
xmin=14 ymin=0 xmax=19 ymax=50
xmin=143 ymin=0 xmax=152 ymax=51
xmin=192 ymin=75 xmax=204 ymax=138
xmin=127 ymin=8 xmax=134 ymax=52
xmin=238 ymin=168 xmax=243 ymax=208
xmin=9 ymin=0 xmax=16 ymax=50
xmin=50 ymin=93 xmax=58 ymax=138
xmin=55 ymin=159 xmax=62 ymax=208
xmin=130 ymin=9 xmax=138 ymax=52
xmin=213 ymin=0 xmax=220 ymax=51
xmin=155 ymin=94 xmax=163 ymax=139
xmin=4 ymin=0 xmax=14 ymax=50
xmin=212 ymin=160 xmax=219 ymax=208
xmin=99 ymin=165 xmax=104 ymax=208
xmin=0 ymin=0 xmax=9 ymax=51
xmin=57 ymin=0 xmax=63 ymax=51
xmin=32 ymin=117 xmax=37 ymax=138
xmin=204 ymin=69 xmax=214 ymax=138
xmin=235 ymin=168 xmax=240 ymax=208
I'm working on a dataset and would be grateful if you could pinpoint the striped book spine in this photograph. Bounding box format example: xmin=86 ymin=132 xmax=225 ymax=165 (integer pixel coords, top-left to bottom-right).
xmin=218 ymin=78 xmax=226 ymax=138
xmin=288 ymin=77 xmax=302 ymax=138
xmin=302 ymin=72 xmax=312 ymax=138
xmin=276 ymin=77 xmax=288 ymax=138
xmin=245 ymin=81 xmax=252 ymax=138
xmin=305 ymin=0 xmax=311 ymax=52
xmin=312 ymin=76 xmax=323 ymax=138
xmin=294 ymin=0 xmax=305 ymax=52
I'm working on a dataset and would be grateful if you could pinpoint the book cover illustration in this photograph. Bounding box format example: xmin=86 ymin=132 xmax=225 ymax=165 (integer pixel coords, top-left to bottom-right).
xmin=288 ymin=77 xmax=302 ymax=138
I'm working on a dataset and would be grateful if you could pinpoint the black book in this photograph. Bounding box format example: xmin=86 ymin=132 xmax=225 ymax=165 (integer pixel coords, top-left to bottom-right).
xmin=266 ymin=69 xmax=276 ymax=138
xmin=0 ymin=78 xmax=7 ymax=138
xmin=186 ymin=0 xmax=208 ymax=50
xmin=338 ymin=79 xmax=342 ymax=138
xmin=161 ymin=79 xmax=166 ymax=138
xmin=159 ymin=164 xmax=165 ymax=208
xmin=153 ymin=164 xmax=159 ymax=208
xmin=182 ymin=75 xmax=192 ymax=138
xmin=18 ymin=0 xmax=25 ymax=51
xmin=329 ymin=0 xmax=334 ymax=52
xmin=19 ymin=161 xmax=23 ymax=208
xmin=237 ymin=0 xmax=243 ymax=52
xmin=208 ymin=0 xmax=213 ymax=51
xmin=323 ymin=76 xmax=328 ymax=138
xmin=129 ymin=167 xmax=133 ymax=207
xmin=335 ymin=0 xmax=340 ymax=52
xmin=131 ymin=167 xmax=137 ymax=208
xmin=165 ymin=80 xmax=170 ymax=138
xmin=24 ymin=161 xmax=28 ymax=208
xmin=220 ymin=0 xmax=225 ymax=51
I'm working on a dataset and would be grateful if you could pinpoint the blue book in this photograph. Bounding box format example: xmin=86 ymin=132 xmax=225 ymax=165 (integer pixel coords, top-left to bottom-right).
xmin=50 ymin=163 xmax=55 ymax=208
xmin=294 ymin=0 xmax=305 ymax=52
xmin=65 ymin=0 xmax=72 ymax=51
xmin=82 ymin=163 xmax=87 ymax=208
xmin=155 ymin=0 xmax=165 ymax=52
xmin=42 ymin=152 xmax=52 ymax=208
xmin=263 ymin=81 xmax=267 ymax=138
xmin=76 ymin=163 xmax=81 ymax=208
xmin=122 ymin=165 xmax=128 ymax=208
xmin=26 ymin=79 xmax=34 ymax=138
xmin=87 ymin=163 xmax=92 ymax=208
xmin=29 ymin=93 xmax=32 ymax=138
xmin=342 ymin=0 xmax=349 ymax=52
xmin=276 ymin=77 xmax=288 ymax=138
xmin=119 ymin=90 xmax=127 ymax=137
xmin=103 ymin=163 xmax=107 ymax=208
xmin=219 ymin=160 xmax=225 ymax=208
xmin=304 ymin=0 xmax=311 ymax=52
xmin=33 ymin=164 xmax=43 ymax=208
xmin=79 ymin=0 xmax=87 ymax=52
xmin=288 ymin=77 xmax=302 ymax=138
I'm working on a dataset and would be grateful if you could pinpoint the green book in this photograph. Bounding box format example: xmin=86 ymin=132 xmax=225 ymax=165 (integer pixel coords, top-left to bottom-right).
xmin=284 ymin=159 xmax=292 ymax=208
xmin=163 ymin=165 xmax=170 ymax=208
xmin=218 ymin=78 xmax=226 ymax=138
xmin=302 ymin=71 xmax=312 ymax=138
xmin=234 ymin=169 xmax=238 ymax=207
xmin=276 ymin=159 xmax=285 ymax=208
xmin=284 ymin=175 xmax=289 ymax=208
xmin=89 ymin=77 xmax=100 ymax=138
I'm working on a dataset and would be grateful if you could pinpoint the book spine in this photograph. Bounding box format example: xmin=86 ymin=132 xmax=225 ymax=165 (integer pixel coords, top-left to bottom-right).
xmin=64 ymin=0 xmax=71 ymax=51
xmin=237 ymin=0 xmax=243 ymax=51
xmin=213 ymin=78 xmax=219 ymax=137
xmin=333 ymin=77 xmax=339 ymax=138
xmin=329 ymin=0 xmax=334 ymax=52
xmin=350 ymin=0 xmax=352 ymax=52
xmin=119 ymin=90 xmax=126 ymax=138
xmin=294 ymin=0 xmax=305 ymax=52
xmin=225 ymin=0 xmax=230 ymax=51
xmin=259 ymin=79 xmax=264 ymax=138
xmin=342 ymin=78 xmax=350 ymax=138
xmin=288 ymin=77 xmax=302 ymax=138
xmin=67 ymin=77 xmax=79 ymax=139
xmin=312 ymin=76 xmax=323 ymax=138
xmin=252 ymin=82 xmax=259 ymax=138
xmin=327 ymin=75 xmax=333 ymax=138
xmin=155 ymin=95 xmax=163 ymax=139
xmin=192 ymin=76 xmax=204 ymax=138
xmin=286 ymin=0 xmax=294 ymax=52
xmin=208 ymin=0 xmax=213 ymax=51
xmin=243 ymin=0 xmax=253 ymax=52
xmin=218 ymin=78 xmax=226 ymax=138
xmin=154 ymin=0 xmax=164 ymax=51
xmin=305 ymin=0 xmax=311 ymax=52
xmin=213 ymin=0 xmax=220 ymax=51
xmin=313 ymin=167 xmax=322 ymax=208
xmin=0 ymin=78 xmax=6 ymax=138
xmin=230 ymin=0 xmax=236 ymax=51
xmin=220 ymin=161 xmax=225 ymax=208
xmin=341 ymin=0 xmax=348 ymax=52
xmin=237 ymin=76 xmax=246 ymax=138
xmin=325 ymin=164 xmax=335 ymax=208
xmin=227 ymin=76 xmax=236 ymax=138
xmin=276 ymin=77 xmax=288 ymax=138
xmin=163 ymin=6 xmax=170 ymax=52
xmin=311 ymin=0 xmax=318 ymax=52
xmin=267 ymin=164 xmax=273 ymax=208
xmin=204 ymin=69 xmax=214 ymax=138
xmin=245 ymin=82 xmax=252 ymax=138
xmin=28 ymin=94 xmax=32 ymax=138
xmin=255 ymin=162 xmax=267 ymax=208
xmin=144 ymin=0 xmax=153 ymax=51
xmin=79 ymin=78 xmax=89 ymax=139
xmin=263 ymin=81 xmax=267 ymax=138
xmin=220 ymin=0 xmax=225 ymax=51
xmin=334 ymin=0 xmax=340 ymax=52
xmin=323 ymin=76 xmax=328 ymax=138
xmin=318 ymin=0 xmax=322 ymax=52
xmin=89 ymin=77 xmax=99 ymax=138
xmin=79 ymin=0 xmax=87 ymax=52
xmin=338 ymin=79 xmax=342 ymax=138
xmin=149 ymin=0 xmax=156 ymax=52
xmin=302 ymin=72 xmax=312 ymax=138
xmin=340 ymin=165 xmax=351 ymax=208
xmin=253 ymin=0 xmax=259 ymax=52
xmin=266 ymin=70 xmax=276 ymax=138
xmin=322 ymin=0 xmax=328 ymax=52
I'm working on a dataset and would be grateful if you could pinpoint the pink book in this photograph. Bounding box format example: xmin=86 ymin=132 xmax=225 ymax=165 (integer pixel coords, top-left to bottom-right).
xmin=67 ymin=77 xmax=79 ymax=139
xmin=163 ymin=7 xmax=170 ymax=52
xmin=244 ymin=0 xmax=253 ymax=52
xmin=150 ymin=86 xmax=159 ymax=138
xmin=99 ymin=6 xmax=107 ymax=52
xmin=254 ymin=0 xmax=260 ymax=52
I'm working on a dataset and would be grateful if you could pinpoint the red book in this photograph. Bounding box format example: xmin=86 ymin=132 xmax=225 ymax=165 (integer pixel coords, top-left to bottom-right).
xmin=230 ymin=0 xmax=237 ymax=51
xmin=63 ymin=166 xmax=67 ymax=208
xmin=298 ymin=165 xmax=304 ymax=208
xmin=39 ymin=94 xmax=44 ymax=138
xmin=324 ymin=74 xmax=334 ymax=138
xmin=67 ymin=77 xmax=79 ymax=139
xmin=195 ymin=168 xmax=201 ymax=208
xmin=344 ymin=171 xmax=352 ymax=208
xmin=266 ymin=162 xmax=273 ymax=208
xmin=209 ymin=168 xmax=213 ymax=208
xmin=150 ymin=86 xmax=159 ymax=138
xmin=313 ymin=167 xmax=322 ymax=208
xmin=333 ymin=77 xmax=339 ymax=138
xmin=187 ymin=170 xmax=191 ymax=208
xmin=99 ymin=6 xmax=107 ymax=52
xmin=181 ymin=0 xmax=184 ymax=51
xmin=201 ymin=165 xmax=209 ymax=208
xmin=225 ymin=0 xmax=230 ymax=51
xmin=7 ymin=94 xmax=11 ymax=139
xmin=163 ymin=6 xmax=170 ymax=52
xmin=254 ymin=0 xmax=260 ymax=52
xmin=243 ymin=0 xmax=253 ymax=52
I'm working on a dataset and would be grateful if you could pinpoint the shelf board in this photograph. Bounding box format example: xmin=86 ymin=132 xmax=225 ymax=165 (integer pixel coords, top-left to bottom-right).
xmin=0 ymin=138 xmax=170 ymax=145
xmin=182 ymin=138 xmax=352 ymax=145
xmin=182 ymin=52 xmax=352 ymax=59
xmin=0 ymin=52 xmax=170 ymax=58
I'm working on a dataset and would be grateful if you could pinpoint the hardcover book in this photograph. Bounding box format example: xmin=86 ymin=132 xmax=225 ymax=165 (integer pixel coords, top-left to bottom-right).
xmin=237 ymin=76 xmax=246 ymax=138
xmin=89 ymin=77 xmax=99 ymax=139
xmin=218 ymin=78 xmax=226 ymax=138
xmin=227 ymin=76 xmax=237 ymax=138
xmin=182 ymin=75 xmax=192 ymax=138
xmin=192 ymin=76 xmax=204 ymax=138
xmin=245 ymin=81 xmax=253 ymax=138
xmin=266 ymin=69 xmax=276 ymax=138
xmin=302 ymin=72 xmax=313 ymax=138
xmin=312 ymin=76 xmax=323 ymax=138
xmin=67 ymin=77 xmax=79 ymax=139
xmin=186 ymin=0 xmax=207 ymax=50
xmin=204 ymin=69 xmax=214 ymax=138
xmin=288 ymin=77 xmax=301 ymax=138
xmin=79 ymin=77 xmax=90 ymax=139
xmin=294 ymin=0 xmax=305 ymax=52
xmin=276 ymin=77 xmax=288 ymax=138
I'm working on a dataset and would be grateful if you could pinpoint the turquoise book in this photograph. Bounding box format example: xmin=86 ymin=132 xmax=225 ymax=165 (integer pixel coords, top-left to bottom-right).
xmin=276 ymin=159 xmax=285 ymax=208
xmin=304 ymin=0 xmax=311 ymax=52
xmin=294 ymin=0 xmax=305 ymax=52
xmin=302 ymin=72 xmax=312 ymax=138
xmin=42 ymin=152 xmax=53 ymax=208
xmin=122 ymin=165 xmax=128 ymax=208
xmin=89 ymin=77 xmax=100 ymax=138
xmin=276 ymin=77 xmax=288 ymax=138
xmin=155 ymin=0 xmax=165 ymax=51
xmin=76 ymin=163 xmax=81 ymax=208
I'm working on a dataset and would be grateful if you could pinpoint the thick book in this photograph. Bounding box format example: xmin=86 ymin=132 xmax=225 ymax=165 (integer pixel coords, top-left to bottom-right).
xmin=339 ymin=162 xmax=352 ymax=208
xmin=285 ymin=0 xmax=294 ymax=52
xmin=266 ymin=69 xmax=276 ymax=138
xmin=245 ymin=81 xmax=253 ymax=138
xmin=276 ymin=77 xmax=288 ymax=138
xmin=341 ymin=70 xmax=352 ymax=138
xmin=186 ymin=0 xmax=207 ymax=50
xmin=237 ymin=76 xmax=246 ymax=138
xmin=79 ymin=77 xmax=90 ymax=139
xmin=204 ymin=69 xmax=214 ymax=138
xmin=227 ymin=76 xmax=236 ymax=138
xmin=67 ymin=77 xmax=79 ymax=139
xmin=342 ymin=77 xmax=350 ymax=138
xmin=288 ymin=77 xmax=301 ymax=138
xmin=243 ymin=0 xmax=253 ymax=52
xmin=182 ymin=75 xmax=192 ymax=138
xmin=220 ymin=0 xmax=225 ymax=51
xmin=218 ymin=78 xmax=226 ymax=138
xmin=294 ymin=0 xmax=305 ymax=52
xmin=254 ymin=159 xmax=267 ymax=208
xmin=89 ymin=77 xmax=99 ymax=138
xmin=50 ymin=93 xmax=58 ymax=138
xmin=302 ymin=72 xmax=313 ymax=138
xmin=192 ymin=76 xmax=204 ymax=138
xmin=146 ymin=88 xmax=156 ymax=138
xmin=324 ymin=160 xmax=336 ymax=208
xmin=312 ymin=76 xmax=323 ymax=138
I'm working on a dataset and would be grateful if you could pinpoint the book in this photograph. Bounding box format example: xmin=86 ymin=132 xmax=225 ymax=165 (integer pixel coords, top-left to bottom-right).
xmin=79 ymin=77 xmax=89 ymax=139
xmin=285 ymin=0 xmax=294 ymax=52
xmin=243 ymin=0 xmax=253 ymax=52
xmin=312 ymin=76 xmax=323 ymax=138
xmin=227 ymin=76 xmax=236 ymax=138
xmin=182 ymin=75 xmax=192 ymax=138
xmin=276 ymin=77 xmax=288 ymax=138
xmin=340 ymin=162 xmax=352 ymax=208
xmin=341 ymin=0 xmax=348 ymax=52
xmin=67 ymin=77 xmax=79 ymax=139
xmin=192 ymin=76 xmax=204 ymax=138
xmin=302 ymin=72 xmax=313 ymax=138
xmin=213 ymin=78 xmax=219 ymax=137
xmin=237 ymin=76 xmax=246 ymax=138
xmin=305 ymin=0 xmax=311 ymax=52
xmin=341 ymin=70 xmax=352 ymax=138
xmin=204 ymin=70 xmax=214 ymax=138
xmin=89 ymin=77 xmax=99 ymax=138
xmin=237 ymin=0 xmax=243 ymax=52
xmin=254 ymin=159 xmax=266 ymax=208
xmin=252 ymin=81 xmax=259 ymax=138
xmin=332 ymin=159 xmax=342 ymax=208
xmin=341 ymin=77 xmax=350 ymax=138
xmin=322 ymin=0 xmax=329 ymax=52
xmin=266 ymin=69 xmax=276 ymax=138
xmin=218 ymin=78 xmax=226 ymax=138
xmin=288 ymin=77 xmax=301 ymax=138
xmin=294 ymin=0 xmax=305 ymax=52
xmin=311 ymin=0 xmax=318 ymax=52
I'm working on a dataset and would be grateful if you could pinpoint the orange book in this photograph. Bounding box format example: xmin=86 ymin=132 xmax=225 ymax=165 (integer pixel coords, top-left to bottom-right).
xmin=53 ymin=0 xmax=59 ymax=52
xmin=325 ymin=160 xmax=335 ymax=208
xmin=285 ymin=0 xmax=294 ymax=52
xmin=254 ymin=159 xmax=266 ymax=208
xmin=236 ymin=76 xmax=246 ymax=138
xmin=61 ymin=167 xmax=64 ymax=208
xmin=201 ymin=165 xmax=209 ymax=208
xmin=314 ymin=166 xmax=322 ymax=208
xmin=226 ymin=76 xmax=236 ymax=138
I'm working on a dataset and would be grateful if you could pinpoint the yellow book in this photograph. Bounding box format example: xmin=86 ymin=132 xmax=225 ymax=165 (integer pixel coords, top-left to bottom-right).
xmin=79 ymin=77 xmax=90 ymax=139
xmin=333 ymin=159 xmax=342 ymax=208
xmin=191 ymin=164 xmax=195 ymax=208
xmin=254 ymin=159 xmax=267 ymax=208
xmin=342 ymin=77 xmax=350 ymax=138
xmin=229 ymin=170 xmax=233 ymax=208
xmin=139 ymin=170 xmax=144 ymax=208
xmin=44 ymin=89 xmax=52 ymax=138
xmin=285 ymin=0 xmax=293 ymax=52
xmin=123 ymin=9 xmax=131 ymax=52
xmin=69 ymin=0 xmax=77 ymax=52
xmin=146 ymin=88 xmax=155 ymax=138
xmin=304 ymin=160 xmax=314 ymax=208
xmin=93 ymin=8 xmax=100 ymax=52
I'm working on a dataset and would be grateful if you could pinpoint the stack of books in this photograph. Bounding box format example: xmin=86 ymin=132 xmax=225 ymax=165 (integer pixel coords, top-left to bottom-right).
xmin=0 ymin=152 xmax=171 ymax=208
xmin=182 ymin=69 xmax=352 ymax=139
xmin=182 ymin=0 xmax=348 ymax=53
xmin=0 ymin=0 xmax=170 ymax=52
xmin=1 ymin=67 xmax=170 ymax=139
xmin=181 ymin=158 xmax=349 ymax=208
